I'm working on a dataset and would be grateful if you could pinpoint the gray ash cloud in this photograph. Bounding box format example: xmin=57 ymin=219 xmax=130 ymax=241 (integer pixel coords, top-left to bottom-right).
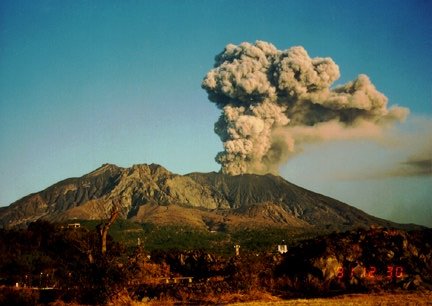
xmin=202 ymin=41 xmax=409 ymax=175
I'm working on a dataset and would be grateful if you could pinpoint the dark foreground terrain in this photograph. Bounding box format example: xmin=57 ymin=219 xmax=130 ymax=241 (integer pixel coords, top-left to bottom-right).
xmin=0 ymin=221 xmax=431 ymax=305
xmin=227 ymin=291 xmax=432 ymax=306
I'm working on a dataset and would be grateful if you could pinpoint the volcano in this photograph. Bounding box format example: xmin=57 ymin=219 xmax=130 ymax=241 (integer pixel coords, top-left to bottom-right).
xmin=0 ymin=163 xmax=420 ymax=231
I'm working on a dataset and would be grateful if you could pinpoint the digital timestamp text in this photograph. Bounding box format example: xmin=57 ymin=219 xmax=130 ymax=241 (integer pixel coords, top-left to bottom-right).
xmin=336 ymin=266 xmax=404 ymax=280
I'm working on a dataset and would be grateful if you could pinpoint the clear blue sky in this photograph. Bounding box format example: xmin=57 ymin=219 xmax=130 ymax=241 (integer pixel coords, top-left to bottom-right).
xmin=1 ymin=1 xmax=431 ymax=226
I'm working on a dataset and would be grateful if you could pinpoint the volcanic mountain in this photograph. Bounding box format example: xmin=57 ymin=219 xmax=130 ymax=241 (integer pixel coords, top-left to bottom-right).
xmin=0 ymin=163 xmax=418 ymax=231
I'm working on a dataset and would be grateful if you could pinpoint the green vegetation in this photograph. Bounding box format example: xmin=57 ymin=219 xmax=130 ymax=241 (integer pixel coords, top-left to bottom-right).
xmin=78 ymin=219 xmax=320 ymax=254
xmin=78 ymin=220 xmax=294 ymax=253
xmin=230 ymin=228 xmax=292 ymax=251
xmin=74 ymin=219 xmax=143 ymax=250
xmin=141 ymin=224 xmax=227 ymax=252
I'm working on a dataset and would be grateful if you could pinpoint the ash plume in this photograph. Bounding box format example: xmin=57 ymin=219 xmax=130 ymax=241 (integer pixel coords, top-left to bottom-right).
xmin=202 ymin=41 xmax=409 ymax=175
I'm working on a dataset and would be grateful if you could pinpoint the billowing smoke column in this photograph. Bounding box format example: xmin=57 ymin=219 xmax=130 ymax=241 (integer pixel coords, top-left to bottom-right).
xmin=202 ymin=41 xmax=409 ymax=175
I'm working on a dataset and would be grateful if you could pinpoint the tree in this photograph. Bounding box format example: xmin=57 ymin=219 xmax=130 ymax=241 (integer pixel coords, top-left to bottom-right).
xmin=97 ymin=200 xmax=120 ymax=257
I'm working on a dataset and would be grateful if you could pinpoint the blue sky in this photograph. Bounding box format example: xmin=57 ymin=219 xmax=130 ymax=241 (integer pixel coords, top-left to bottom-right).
xmin=1 ymin=1 xmax=431 ymax=226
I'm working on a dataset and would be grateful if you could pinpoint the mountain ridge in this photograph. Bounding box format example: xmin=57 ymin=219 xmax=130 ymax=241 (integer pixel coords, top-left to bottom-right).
xmin=0 ymin=163 xmax=422 ymax=232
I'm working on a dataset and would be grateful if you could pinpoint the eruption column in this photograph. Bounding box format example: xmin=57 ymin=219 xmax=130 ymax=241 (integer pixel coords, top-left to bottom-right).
xmin=202 ymin=41 xmax=409 ymax=175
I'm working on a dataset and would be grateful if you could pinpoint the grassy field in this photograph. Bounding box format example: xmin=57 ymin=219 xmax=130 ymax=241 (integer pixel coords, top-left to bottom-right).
xmin=227 ymin=291 xmax=432 ymax=306
xmin=128 ymin=291 xmax=432 ymax=305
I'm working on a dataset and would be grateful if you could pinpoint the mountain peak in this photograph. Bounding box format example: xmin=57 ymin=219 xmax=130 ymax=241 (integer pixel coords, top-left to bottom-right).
xmin=86 ymin=163 xmax=122 ymax=177
xmin=130 ymin=163 xmax=171 ymax=175
xmin=0 ymin=163 xmax=422 ymax=231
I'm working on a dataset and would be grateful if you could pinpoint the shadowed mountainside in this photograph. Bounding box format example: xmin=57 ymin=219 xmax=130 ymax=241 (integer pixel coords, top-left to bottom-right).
xmin=0 ymin=163 xmax=421 ymax=232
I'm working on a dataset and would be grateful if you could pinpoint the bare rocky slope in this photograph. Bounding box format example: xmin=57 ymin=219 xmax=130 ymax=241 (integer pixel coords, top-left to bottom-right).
xmin=0 ymin=163 xmax=421 ymax=231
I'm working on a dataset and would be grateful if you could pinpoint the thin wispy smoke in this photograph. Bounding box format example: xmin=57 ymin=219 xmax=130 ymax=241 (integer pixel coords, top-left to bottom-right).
xmin=202 ymin=41 xmax=409 ymax=175
xmin=378 ymin=127 xmax=432 ymax=178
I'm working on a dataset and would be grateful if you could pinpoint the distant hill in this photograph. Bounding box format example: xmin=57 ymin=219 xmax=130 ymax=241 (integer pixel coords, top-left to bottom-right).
xmin=0 ymin=163 xmax=422 ymax=232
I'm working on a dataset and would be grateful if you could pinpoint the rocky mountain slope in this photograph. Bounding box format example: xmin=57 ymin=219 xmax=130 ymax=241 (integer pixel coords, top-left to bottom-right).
xmin=0 ymin=163 xmax=419 ymax=231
